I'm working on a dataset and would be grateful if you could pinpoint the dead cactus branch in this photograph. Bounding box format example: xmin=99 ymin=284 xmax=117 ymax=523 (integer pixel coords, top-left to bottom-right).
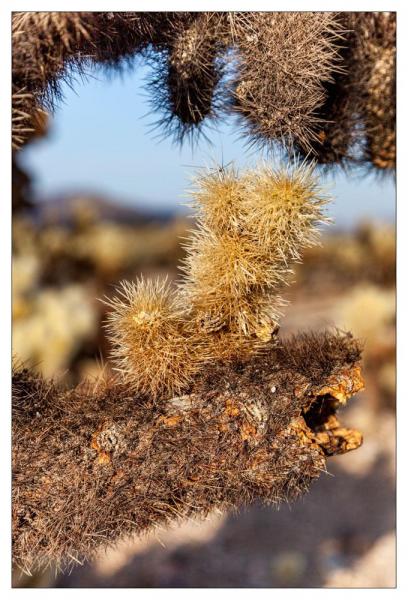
xmin=12 ymin=331 xmax=364 ymax=573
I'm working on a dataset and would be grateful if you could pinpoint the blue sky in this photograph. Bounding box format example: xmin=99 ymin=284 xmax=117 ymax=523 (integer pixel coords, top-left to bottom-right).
xmin=19 ymin=62 xmax=396 ymax=228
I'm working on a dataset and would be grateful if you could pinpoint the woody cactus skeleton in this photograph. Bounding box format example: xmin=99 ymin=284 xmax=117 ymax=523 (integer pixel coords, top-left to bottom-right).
xmin=13 ymin=333 xmax=364 ymax=573
xmin=12 ymin=164 xmax=365 ymax=572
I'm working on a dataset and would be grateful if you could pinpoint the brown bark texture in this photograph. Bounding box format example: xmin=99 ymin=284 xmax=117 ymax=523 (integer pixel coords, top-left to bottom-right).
xmin=13 ymin=331 xmax=364 ymax=573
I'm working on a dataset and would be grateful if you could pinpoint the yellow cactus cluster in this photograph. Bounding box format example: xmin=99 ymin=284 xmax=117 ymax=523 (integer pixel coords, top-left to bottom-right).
xmin=182 ymin=163 xmax=330 ymax=339
xmin=104 ymin=278 xmax=206 ymax=399
xmin=105 ymin=163 xmax=330 ymax=399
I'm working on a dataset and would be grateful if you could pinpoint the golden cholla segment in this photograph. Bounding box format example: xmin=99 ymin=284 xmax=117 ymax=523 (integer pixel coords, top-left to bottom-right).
xmin=106 ymin=163 xmax=330 ymax=391
xmin=104 ymin=278 xmax=205 ymax=399
xmin=189 ymin=166 xmax=245 ymax=234
xmin=242 ymin=163 xmax=331 ymax=262
xmin=180 ymin=163 xmax=329 ymax=357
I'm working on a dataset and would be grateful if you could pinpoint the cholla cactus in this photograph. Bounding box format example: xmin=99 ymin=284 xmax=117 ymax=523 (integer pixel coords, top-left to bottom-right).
xmin=14 ymin=162 xmax=365 ymax=573
xmin=12 ymin=11 xmax=91 ymax=148
xmin=104 ymin=277 xmax=205 ymax=399
xmin=105 ymin=163 xmax=329 ymax=394
xmin=363 ymin=12 xmax=396 ymax=170
xmin=11 ymin=11 xmax=180 ymax=148
xmin=12 ymin=11 xmax=395 ymax=171
xmin=12 ymin=12 xmax=370 ymax=574
xmin=11 ymin=168 xmax=365 ymax=576
xmin=180 ymin=163 xmax=330 ymax=355
xmin=13 ymin=284 xmax=97 ymax=378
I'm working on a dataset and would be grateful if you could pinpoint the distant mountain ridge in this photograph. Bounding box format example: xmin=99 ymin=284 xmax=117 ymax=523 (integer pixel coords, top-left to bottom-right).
xmin=28 ymin=193 xmax=186 ymax=226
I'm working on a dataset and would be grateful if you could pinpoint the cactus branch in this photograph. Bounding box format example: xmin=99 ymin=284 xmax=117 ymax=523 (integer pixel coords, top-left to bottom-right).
xmin=13 ymin=331 xmax=364 ymax=573
xmin=12 ymin=11 xmax=395 ymax=170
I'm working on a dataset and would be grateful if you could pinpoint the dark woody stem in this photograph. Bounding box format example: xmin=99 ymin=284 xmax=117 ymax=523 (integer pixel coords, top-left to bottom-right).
xmin=13 ymin=331 xmax=363 ymax=573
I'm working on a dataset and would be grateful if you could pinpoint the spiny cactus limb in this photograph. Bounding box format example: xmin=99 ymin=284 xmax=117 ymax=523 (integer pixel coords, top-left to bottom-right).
xmin=103 ymin=277 xmax=208 ymax=399
xmin=13 ymin=330 xmax=364 ymax=573
xmin=12 ymin=11 xmax=395 ymax=171
xmin=179 ymin=162 xmax=330 ymax=353
xmin=11 ymin=11 xmax=185 ymax=149
xmin=231 ymin=12 xmax=346 ymax=153
xmin=362 ymin=12 xmax=396 ymax=170
xmin=292 ymin=12 xmax=396 ymax=172
xmin=146 ymin=13 xmax=229 ymax=144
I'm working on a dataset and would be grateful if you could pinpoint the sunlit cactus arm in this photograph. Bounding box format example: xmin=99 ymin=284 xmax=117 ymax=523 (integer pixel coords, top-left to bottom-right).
xmin=179 ymin=163 xmax=330 ymax=358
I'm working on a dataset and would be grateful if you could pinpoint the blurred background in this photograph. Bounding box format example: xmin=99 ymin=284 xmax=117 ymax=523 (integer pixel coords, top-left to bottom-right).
xmin=12 ymin=62 xmax=395 ymax=588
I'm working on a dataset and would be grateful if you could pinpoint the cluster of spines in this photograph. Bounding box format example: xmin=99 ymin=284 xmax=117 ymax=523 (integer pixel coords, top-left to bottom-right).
xmin=292 ymin=12 xmax=396 ymax=171
xmin=12 ymin=11 xmax=395 ymax=171
xmin=11 ymin=11 xmax=181 ymax=148
xmin=147 ymin=13 xmax=229 ymax=144
xmin=230 ymin=12 xmax=345 ymax=153
xmin=180 ymin=164 xmax=330 ymax=347
xmin=362 ymin=12 xmax=396 ymax=170
xmin=103 ymin=277 xmax=206 ymax=399
xmin=105 ymin=164 xmax=329 ymax=397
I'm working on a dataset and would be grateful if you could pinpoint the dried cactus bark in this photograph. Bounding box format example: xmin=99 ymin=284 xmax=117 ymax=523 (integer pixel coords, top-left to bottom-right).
xmin=13 ymin=331 xmax=364 ymax=573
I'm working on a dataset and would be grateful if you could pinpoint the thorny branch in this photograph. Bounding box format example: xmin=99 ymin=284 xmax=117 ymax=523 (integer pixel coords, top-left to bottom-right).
xmin=13 ymin=331 xmax=364 ymax=573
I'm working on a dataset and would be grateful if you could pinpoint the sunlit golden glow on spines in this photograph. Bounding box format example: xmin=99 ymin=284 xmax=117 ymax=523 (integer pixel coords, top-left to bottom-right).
xmin=106 ymin=163 xmax=330 ymax=394
xmin=104 ymin=277 xmax=205 ymax=399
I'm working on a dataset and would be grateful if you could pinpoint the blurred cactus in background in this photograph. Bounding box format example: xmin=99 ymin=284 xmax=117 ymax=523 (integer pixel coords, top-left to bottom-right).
xmin=294 ymin=222 xmax=395 ymax=291
xmin=335 ymin=284 xmax=395 ymax=409
xmin=13 ymin=277 xmax=97 ymax=379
